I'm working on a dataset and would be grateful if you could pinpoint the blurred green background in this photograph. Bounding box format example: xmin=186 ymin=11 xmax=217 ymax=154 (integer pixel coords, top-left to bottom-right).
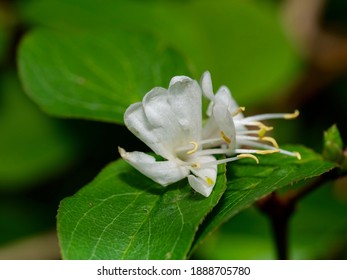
xmin=0 ymin=0 xmax=346 ymax=259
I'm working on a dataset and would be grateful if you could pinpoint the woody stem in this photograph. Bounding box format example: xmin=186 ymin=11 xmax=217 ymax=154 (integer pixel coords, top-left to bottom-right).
xmin=257 ymin=168 xmax=338 ymax=259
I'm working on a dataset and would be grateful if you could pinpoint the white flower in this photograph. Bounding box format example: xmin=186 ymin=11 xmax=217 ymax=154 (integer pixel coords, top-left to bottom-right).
xmin=201 ymin=71 xmax=301 ymax=160
xmin=120 ymin=72 xmax=300 ymax=197
xmin=119 ymin=76 xmax=220 ymax=197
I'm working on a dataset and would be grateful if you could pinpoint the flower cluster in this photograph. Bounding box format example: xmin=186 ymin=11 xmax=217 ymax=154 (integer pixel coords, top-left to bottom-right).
xmin=119 ymin=72 xmax=300 ymax=197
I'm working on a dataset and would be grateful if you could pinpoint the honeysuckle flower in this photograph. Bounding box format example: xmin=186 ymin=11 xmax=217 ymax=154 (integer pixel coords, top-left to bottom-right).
xmin=120 ymin=72 xmax=301 ymax=197
xmin=119 ymin=75 xmax=260 ymax=197
xmin=118 ymin=77 xmax=209 ymax=197
xmin=201 ymin=71 xmax=301 ymax=161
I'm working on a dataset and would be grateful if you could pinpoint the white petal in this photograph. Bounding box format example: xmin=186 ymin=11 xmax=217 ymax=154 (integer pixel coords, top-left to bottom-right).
xmin=142 ymin=87 xmax=184 ymax=155
xmin=212 ymin=103 xmax=236 ymax=149
xmin=169 ymin=75 xmax=192 ymax=87
xmin=167 ymin=78 xmax=202 ymax=141
xmin=188 ymin=155 xmax=217 ymax=197
xmin=201 ymin=71 xmax=215 ymax=101
xmin=202 ymin=116 xmax=219 ymax=141
xmin=216 ymin=86 xmax=244 ymax=120
xmin=188 ymin=176 xmax=213 ymax=197
xmin=119 ymin=147 xmax=189 ymax=186
xmin=124 ymin=98 xmax=172 ymax=159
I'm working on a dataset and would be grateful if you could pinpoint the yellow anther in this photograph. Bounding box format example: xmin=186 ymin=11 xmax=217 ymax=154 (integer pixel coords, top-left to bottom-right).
xmin=261 ymin=136 xmax=279 ymax=149
xmin=205 ymin=177 xmax=214 ymax=186
xmin=294 ymin=152 xmax=302 ymax=160
xmin=187 ymin=141 xmax=199 ymax=155
xmin=284 ymin=110 xmax=300 ymax=119
xmin=256 ymin=149 xmax=279 ymax=155
xmin=249 ymin=121 xmax=273 ymax=132
xmin=220 ymin=131 xmax=231 ymax=144
xmin=231 ymin=106 xmax=246 ymax=117
xmin=191 ymin=163 xmax=201 ymax=169
xmin=258 ymin=127 xmax=267 ymax=138
xmin=237 ymin=154 xmax=259 ymax=164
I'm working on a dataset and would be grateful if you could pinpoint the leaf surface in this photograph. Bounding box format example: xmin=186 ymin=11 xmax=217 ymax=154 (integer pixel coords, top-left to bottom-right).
xmin=192 ymin=145 xmax=336 ymax=251
xmin=57 ymin=160 xmax=226 ymax=259
xmin=18 ymin=29 xmax=190 ymax=123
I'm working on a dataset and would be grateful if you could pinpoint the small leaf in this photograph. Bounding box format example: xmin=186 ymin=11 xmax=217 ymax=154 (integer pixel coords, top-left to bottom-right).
xmin=322 ymin=124 xmax=344 ymax=163
xmin=57 ymin=160 xmax=226 ymax=259
xmin=192 ymin=145 xmax=336 ymax=252
xmin=18 ymin=29 xmax=190 ymax=124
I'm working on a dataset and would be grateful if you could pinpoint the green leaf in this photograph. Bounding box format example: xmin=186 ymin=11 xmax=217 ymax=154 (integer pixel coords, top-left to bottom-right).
xmin=322 ymin=124 xmax=344 ymax=163
xmin=192 ymin=145 xmax=336 ymax=251
xmin=18 ymin=29 xmax=190 ymax=124
xmin=177 ymin=0 xmax=300 ymax=106
xmin=57 ymin=159 xmax=226 ymax=259
xmin=193 ymin=207 xmax=274 ymax=259
xmin=0 ymin=72 xmax=78 ymax=190
xmin=18 ymin=0 xmax=300 ymax=107
xmin=194 ymin=180 xmax=347 ymax=259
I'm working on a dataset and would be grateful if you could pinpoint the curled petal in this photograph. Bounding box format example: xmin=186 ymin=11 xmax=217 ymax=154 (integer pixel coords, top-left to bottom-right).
xmin=188 ymin=155 xmax=217 ymax=197
xmin=119 ymin=147 xmax=189 ymax=186
xmin=213 ymin=103 xmax=236 ymax=148
xmin=188 ymin=176 xmax=214 ymax=197
xmin=215 ymin=86 xmax=244 ymax=120
xmin=201 ymin=71 xmax=215 ymax=101
xmin=124 ymin=100 xmax=172 ymax=159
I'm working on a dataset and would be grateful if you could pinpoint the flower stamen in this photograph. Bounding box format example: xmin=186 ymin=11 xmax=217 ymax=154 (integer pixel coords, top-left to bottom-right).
xmin=237 ymin=153 xmax=259 ymax=164
xmin=294 ymin=152 xmax=302 ymax=160
xmin=191 ymin=162 xmax=201 ymax=169
xmin=231 ymin=106 xmax=245 ymax=117
xmin=220 ymin=131 xmax=231 ymax=144
xmin=255 ymin=149 xmax=279 ymax=155
xmin=284 ymin=110 xmax=300 ymax=120
xmin=205 ymin=177 xmax=214 ymax=186
xmin=258 ymin=127 xmax=267 ymax=138
xmin=242 ymin=121 xmax=273 ymax=131
xmin=187 ymin=141 xmax=199 ymax=155
xmin=261 ymin=136 xmax=279 ymax=149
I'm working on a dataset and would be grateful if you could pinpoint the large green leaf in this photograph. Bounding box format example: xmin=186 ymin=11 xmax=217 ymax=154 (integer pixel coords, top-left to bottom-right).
xmin=57 ymin=159 xmax=226 ymax=259
xmin=17 ymin=0 xmax=300 ymax=107
xmin=18 ymin=29 xmax=190 ymax=124
xmin=192 ymin=145 xmax=336 ymax=252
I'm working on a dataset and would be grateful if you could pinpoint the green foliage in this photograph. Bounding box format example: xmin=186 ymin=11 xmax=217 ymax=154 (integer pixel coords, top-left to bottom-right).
xmin=18 ymin=29 xmax=190 ymax=124
xmin=195 ymin=182 xmax=347 ymax=259
xmin=323 ymin=124 xmax=344 ymax=163
xmin=192 ymin=145 xmax=336 ymax=251
xmin=58 ymin=145 xmax=335 ymax=259
xmin=0 ymin=72 xmax=78 ymax=190
xmin=17 ymin=0 xmax=300 ymax=108
xmin=57 ymin=160 xmax=226 ymax=259
xmin=0 ymin=0 xmax=343 ymax=260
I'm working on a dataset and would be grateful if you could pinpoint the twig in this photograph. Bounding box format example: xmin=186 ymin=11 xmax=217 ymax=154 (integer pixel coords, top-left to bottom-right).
xmin=257 ymin=168 xmax=338 ymax=259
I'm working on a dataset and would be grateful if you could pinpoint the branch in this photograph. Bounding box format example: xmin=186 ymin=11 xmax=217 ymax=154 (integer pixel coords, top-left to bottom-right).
xmin=257 ymin=167 xmax=339 ymax=259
